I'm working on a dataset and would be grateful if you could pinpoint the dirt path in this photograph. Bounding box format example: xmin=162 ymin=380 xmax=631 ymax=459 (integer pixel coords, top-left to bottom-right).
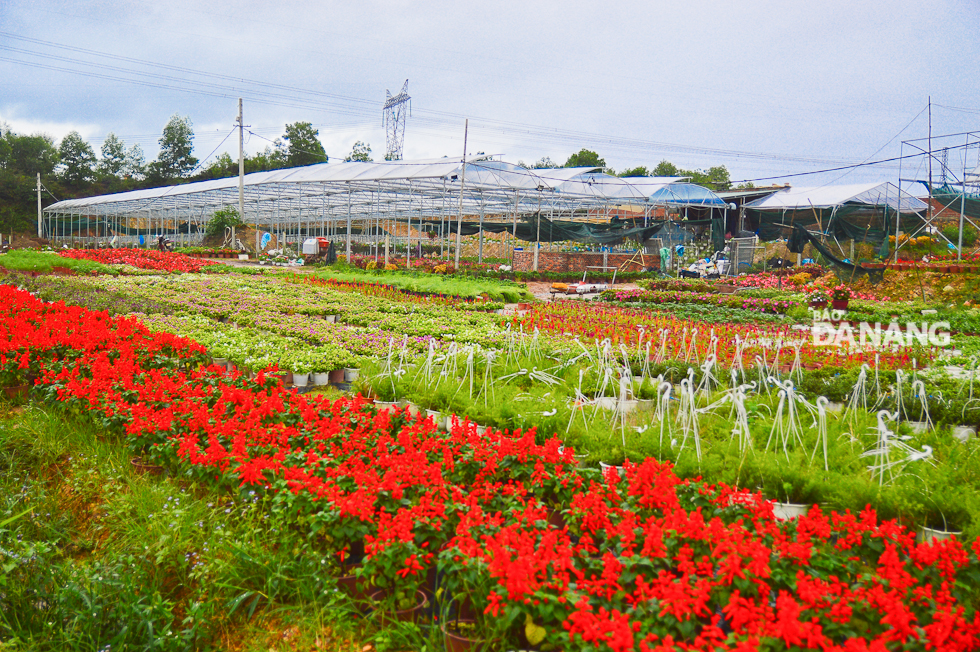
xmin=525 ymin=280 xmax=640 ymax=302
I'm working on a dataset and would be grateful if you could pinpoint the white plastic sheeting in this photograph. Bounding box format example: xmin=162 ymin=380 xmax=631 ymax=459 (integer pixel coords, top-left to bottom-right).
xmin=648 ymin=183 xmax=729 ymax=207
xmin=743 ymin=182 xmax=927 ymax=212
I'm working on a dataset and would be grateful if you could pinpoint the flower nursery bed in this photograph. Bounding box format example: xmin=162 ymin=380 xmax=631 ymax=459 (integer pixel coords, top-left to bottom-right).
xmin=2 ymin=284 xmax=980 ymax=651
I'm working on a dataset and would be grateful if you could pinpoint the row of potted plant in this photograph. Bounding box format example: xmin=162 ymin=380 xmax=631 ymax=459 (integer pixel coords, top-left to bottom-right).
xmin=5 ymin=286 xmax=979 ymax=651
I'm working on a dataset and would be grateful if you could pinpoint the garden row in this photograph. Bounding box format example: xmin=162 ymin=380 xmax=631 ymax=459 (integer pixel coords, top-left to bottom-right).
xmin=3 ymin=284 xmax=980 ymax=651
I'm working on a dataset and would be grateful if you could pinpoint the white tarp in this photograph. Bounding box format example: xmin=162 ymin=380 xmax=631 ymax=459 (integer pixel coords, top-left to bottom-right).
xmin=743 ymin=182 xmax=927 ymax=212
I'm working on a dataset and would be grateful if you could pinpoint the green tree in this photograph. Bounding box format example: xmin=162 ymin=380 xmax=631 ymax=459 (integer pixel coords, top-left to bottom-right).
xmin=246 ymin=143 xmax=287 ymax=173
xmin=564 ymin=149 xmax=605 ymax=169
xmin=147 ymin=114 xmax=197 ymax=182
xmin=283 ymin=122 xmax=327 ymax=167
xmin=533 ymin=156 xmax=560 ymax=169
xmin=651 ymin=160 xmax=731 ymax=190
xmin=98 ymin=133 xmax=127 ymax=178
xmin=6 ymin=132 xmax=59 ymax=177
xmin=685 ymin=165 xmax=732 ymax=191
xmin=345 ymin=141 xmax=372 ymax=162
xmin=124 ymin=144 xmax=145 ymax=179
xmin=619 ymin=165 xmax=649 ymax=178
xmin=205 ymin=206 xmax=244 ymax=237
xmin=652 ymin=160 xmax=680 ymax=177
xmin=58 ymin=131 xmax=97 ymax=184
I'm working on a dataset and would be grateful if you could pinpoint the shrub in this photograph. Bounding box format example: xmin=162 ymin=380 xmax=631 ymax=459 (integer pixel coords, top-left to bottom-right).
xmin=203 ymin=206 xmax=244 ymax=237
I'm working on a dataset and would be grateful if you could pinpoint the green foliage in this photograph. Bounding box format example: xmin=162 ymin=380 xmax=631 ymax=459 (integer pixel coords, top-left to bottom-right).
xmin=97 ymin=133 xmax=127 ymax=178
xmin=619 ymin=165 xmax=649 ymax=178
xmin=941 ymin=223 xmax=979 ymax=247
xmin=0 ymin=250 xmax=118 ymax=275
xmin=651 ymin=159 xmax=731 ymax=190
xmin=283 ymin=122 xmax=327 ymax=167
xmin=147 ymin=114 xmax=198 ymax=182
xmin=2 ymin=131 xmax=59 ymax=177
xmin=345 ymin=141 xmax=372 ymax=162
xmin=205 ymin=206 xmax=245 ymax=237
xmin=0 ymin=405 xmax=361 ymax=650
xmin=58 ymin=131 xmax=97 ymax=185
xmin=563 ymin=148 xmax=605 ymax=169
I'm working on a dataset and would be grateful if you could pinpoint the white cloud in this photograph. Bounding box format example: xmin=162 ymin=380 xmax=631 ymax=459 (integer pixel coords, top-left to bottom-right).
xmin=0 ymin=108 xmax=101 ymax=144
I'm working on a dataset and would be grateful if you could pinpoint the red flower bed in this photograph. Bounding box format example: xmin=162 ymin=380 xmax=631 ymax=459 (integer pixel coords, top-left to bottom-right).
xmin=3 ymin=285 xmax=979 ymax=650
xmin=57 ymin=248 xmax=219 ymax=273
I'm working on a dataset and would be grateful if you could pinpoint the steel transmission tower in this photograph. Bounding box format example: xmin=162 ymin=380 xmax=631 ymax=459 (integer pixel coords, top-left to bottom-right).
xmin=383 ymin=80 xmax=410 ymax=161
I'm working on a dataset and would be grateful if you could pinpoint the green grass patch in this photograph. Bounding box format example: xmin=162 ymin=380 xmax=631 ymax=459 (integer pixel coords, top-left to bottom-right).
xmin=0 ymin=404 xmax=375 ymax=651
xmin=0 ymin=250 xmax=118 ymax=276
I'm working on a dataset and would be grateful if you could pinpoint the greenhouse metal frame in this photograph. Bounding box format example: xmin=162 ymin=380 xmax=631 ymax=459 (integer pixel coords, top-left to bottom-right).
xmin=42 ymin=158 xmax=721 ymax=265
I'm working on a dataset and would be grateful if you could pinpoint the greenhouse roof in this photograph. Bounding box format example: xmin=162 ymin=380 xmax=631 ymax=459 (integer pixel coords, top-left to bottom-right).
xmin=647 ymin=183 xmax=729 ymax=207
xmin=42 ymin=158 xmax=729 ymax=229
xmin=743 ymin=182 xmax=927 ymax=212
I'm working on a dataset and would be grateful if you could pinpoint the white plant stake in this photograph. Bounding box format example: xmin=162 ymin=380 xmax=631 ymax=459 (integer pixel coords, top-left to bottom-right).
xmin=566 ymin=368 xmax=591 ymax=435
xmin=656 ymin=381 xmax=673 ymax=449
xmin=843 ymin=364 xmax=870 ymax=425
xmin=862 ymin=410 xmax=934 ymax=485
xmin=675 ymin=378 xmax=702 ymax=465
xmin=732 ymin=387 xmax=753 ymax=453
xmin=684 ymin=328 xmax=699 ymax=364
xmin=812 ymin=396 xmax=830 ymax=472
xmin=654 ymin=328 xmax=669 ymax=365
xmin=765 ymin=379 xmax=806 ymax=459
xmin=640 ymin=341 xmax=653 ymax=381
xmin=911 ymin=379 xmax=933 ymax=432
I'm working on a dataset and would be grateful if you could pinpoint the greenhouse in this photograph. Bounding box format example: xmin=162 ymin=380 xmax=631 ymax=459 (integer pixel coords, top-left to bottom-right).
xmin=41 ymin=158 xmax=728 ymax=257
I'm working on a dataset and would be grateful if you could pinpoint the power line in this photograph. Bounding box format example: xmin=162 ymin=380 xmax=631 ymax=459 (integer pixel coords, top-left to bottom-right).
xmin=731 ymin=151 xmax=931 ymax=184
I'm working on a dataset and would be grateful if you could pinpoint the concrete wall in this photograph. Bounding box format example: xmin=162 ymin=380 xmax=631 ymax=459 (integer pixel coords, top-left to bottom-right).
xmin=511 ymin=249 xmax=659 ymax=273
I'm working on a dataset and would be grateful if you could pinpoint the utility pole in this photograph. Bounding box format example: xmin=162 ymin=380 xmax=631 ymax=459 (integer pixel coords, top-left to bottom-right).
xmin=36 ymin=173 xmax=42 ymax=238
xmin=927 ymin=96 xmax=933 ymax=225
xmin=454 ymin=119 xmax=468 ymax=268
xmin=237 ymin=98 xmax=244 ymax=253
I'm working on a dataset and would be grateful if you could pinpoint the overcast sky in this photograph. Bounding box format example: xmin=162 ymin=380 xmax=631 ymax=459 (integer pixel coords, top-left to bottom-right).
xmin=1 ymin=0 xmax=978 ymax=187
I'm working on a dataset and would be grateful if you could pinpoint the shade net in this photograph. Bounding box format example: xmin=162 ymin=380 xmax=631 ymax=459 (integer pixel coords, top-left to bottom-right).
xmin=788 ymin=224 xmax=884 ymax=284
xmin=749 ymin=206 xmax=924 ymax=245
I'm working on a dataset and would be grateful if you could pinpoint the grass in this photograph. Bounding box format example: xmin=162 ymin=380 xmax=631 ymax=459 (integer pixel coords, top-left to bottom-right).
xmin=0 ymin=250 xmax=118 ymax=276
xmin=311 ymin=267 xmax=534 ymax=303
xmin=0 ymin=402 xmax=394 ymax=651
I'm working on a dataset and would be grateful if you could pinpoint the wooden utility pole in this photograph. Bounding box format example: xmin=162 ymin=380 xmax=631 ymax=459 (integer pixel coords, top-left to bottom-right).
xmin=36 ymin=173 xmax=42 ymax=238
xmin=237 ymin=98 xmax=244 ymax=252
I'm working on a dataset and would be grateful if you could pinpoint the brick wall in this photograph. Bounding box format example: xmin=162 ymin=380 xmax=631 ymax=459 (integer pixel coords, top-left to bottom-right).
xmin=512 ymin=250 xmax=659 ymax=272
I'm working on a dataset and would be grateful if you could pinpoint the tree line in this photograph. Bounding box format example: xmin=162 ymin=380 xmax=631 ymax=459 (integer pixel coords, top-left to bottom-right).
xmin=0 ymin=118 xmax=746 ymax=236
xmin=0 ymin=115 xmax=331 ymax=233
xmin=518 ymin=148 xmax=751 ymax=191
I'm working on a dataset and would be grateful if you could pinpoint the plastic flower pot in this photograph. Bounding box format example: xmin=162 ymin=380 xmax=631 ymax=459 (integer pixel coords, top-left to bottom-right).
xmin=130 ymin=457 xmax=164 ymax=476
xmin=2 ymin=385 xmax=29 ymax=401
xmin=369 ymin=589 xmax=428 ymax=625
xmin=808 ymin=299 xmax=828 ymax=309
xmin=442 ymin=619 xmax=489 ymax=652
xmin=336 ymin=565 xmax=367 ymax=601
xmin=312 ymin=372 xmax=330 ymax=386
xmin=599 ymin=461 xmax=625 ymax=478
xmin=292 ymin=372 xmax=310 ymax=387
xmin=830 ymin=299 xmax=849 ymax=310
xmin=373 ymin=400 xmax=398 ymax=411
xmin=343 ymin=367 xmax=359 ymax=382
xmin=772 ymin=502 xmax=809 ymax=520
xmin=328 ymin=368 xmax=345 ymax=384
xmin=917 ymin=526 xmax=961 ymax=543
xmin=636 ymin=398 xmax=656 ymax=412
xmin=952 ymin=425 xmax=976 ymax=442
